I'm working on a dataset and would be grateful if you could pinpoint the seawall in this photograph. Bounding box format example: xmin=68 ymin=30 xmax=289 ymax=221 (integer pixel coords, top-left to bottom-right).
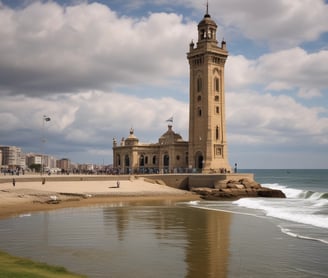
xmin=139 ymin=173 xmax=255 ymax=190
xmin=0 ymin=173 xmax=254 ymax=189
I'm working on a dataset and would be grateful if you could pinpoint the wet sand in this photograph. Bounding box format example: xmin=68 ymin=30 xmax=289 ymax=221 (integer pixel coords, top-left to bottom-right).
xmin=0 ymin=175 xmax=200 ymax=219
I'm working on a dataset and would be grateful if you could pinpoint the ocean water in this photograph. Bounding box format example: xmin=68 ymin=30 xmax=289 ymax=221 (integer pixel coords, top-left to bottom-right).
xmin=240 ymin=169 xmax=328 ymax=244
xmin=0 ymin=169 xmax=327 ymax=277
xmin=190 ymin=170 xmax=328 ymax=241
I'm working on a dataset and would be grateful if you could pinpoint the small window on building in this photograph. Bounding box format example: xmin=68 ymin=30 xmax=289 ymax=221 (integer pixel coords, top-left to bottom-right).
xmin=216 ymin=126 xmax=220 ymax=140
xmin=176 ymin=155 xmax=180 ymax=161
xmin=145 ymin=156 xmax=148 ymax=165
xmin=216 ymin=106 xmax=220 ymax=114
xmin=215 ymin=95 xmax=219 ymax=101
xmin=152 ymin=155 xmax=156 ymax=165
xmin=214 ymin=77 xmax=220 ymax=92
xmin=197 ymin=77 xmax=202 ymax=92
xmin=198 ymin=107 xmax=202 ymax=117
xmin=197 ymin=95 xmax=201 ymax=102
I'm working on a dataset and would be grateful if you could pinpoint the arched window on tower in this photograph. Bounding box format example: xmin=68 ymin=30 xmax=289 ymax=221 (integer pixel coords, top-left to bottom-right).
xmin=198 ymin=107 xmax=202 ymax=117
xmin=197 ymin=77 xmax=202 ymax=92
xmin=216 ymin=126 xmax=220 ymax=140
xmin=214 ymin=77 xmax=220 ymax=92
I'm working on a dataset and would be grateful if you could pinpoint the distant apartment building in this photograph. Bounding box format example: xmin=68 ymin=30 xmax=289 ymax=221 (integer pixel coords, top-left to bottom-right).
xmin=57 ymin=158 xmax=71 ymax=172
xmin=25 ymin=153 xmax=57 ymax=169
xmin=44 ymin=155 xmax=57 ymax=169
xmin=26 ymin=153 xmax=42 ymax=166
xmin=0 ymin=145 xmax=24 ymax=169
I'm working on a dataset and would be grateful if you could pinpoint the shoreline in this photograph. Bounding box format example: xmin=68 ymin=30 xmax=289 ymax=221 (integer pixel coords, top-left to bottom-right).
xmin=0 ymin=175 xmax=199 ymax=277
xmin=0 ymin=175 xmax=200 ymax=219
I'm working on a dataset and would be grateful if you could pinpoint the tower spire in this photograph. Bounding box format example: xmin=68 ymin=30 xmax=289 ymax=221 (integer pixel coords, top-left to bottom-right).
xmin=206 ymin=1 xmax=209 ymax=15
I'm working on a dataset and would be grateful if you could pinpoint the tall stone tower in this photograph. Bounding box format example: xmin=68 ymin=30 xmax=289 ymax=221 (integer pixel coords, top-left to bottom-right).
xmin=187 ymin=10 xmax=231 ymax=173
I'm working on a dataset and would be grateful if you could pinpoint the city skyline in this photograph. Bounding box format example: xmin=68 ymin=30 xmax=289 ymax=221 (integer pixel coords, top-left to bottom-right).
xmin=0 ymin=0 xmax=327 ymax=168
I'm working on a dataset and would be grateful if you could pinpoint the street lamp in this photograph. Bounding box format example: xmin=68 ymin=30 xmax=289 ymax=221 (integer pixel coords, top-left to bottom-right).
xmin=41 ymin=115 xmax=51 ymax=175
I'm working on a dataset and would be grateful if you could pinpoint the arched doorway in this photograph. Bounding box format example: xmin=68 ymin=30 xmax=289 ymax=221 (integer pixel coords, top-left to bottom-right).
xmin=163 ymin=154 xmax=169 ymax=173
xmin=124 ymin=155 xmax=130 ymax=174
xmin=139 ymin=154 xmax=145 ymax=173
xmin=195 ymin=152 xmax=204 ymax=170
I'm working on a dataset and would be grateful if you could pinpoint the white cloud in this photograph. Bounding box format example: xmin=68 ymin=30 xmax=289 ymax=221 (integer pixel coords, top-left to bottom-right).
xmin=226 ymin=91 xmax=328 ymax=146
xmin=297 ymin=88 xmax=322 ymax=99
xmin=0 ymin=2 xmax=195 ymax=95
xmin=207 ymin=0 xmax=328 ymax=48
xmin=226 ymin=48 xmax=328 ymax=96
xmin=0 ymin=90 xmax=189 ymax=160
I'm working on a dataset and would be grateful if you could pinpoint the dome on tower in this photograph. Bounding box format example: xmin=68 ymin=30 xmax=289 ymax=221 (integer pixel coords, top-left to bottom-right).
xmin=198 ymin=13 xmax=217 ymax=28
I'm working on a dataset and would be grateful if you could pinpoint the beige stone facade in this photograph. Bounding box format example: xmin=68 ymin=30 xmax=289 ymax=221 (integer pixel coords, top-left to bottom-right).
xmin=113 ymin=12 xmax=231 ymax=173
xmin=187 ymin=12 xmax=231 ymax=173
xmin=112 ymin=127 xmax=188 ymax=174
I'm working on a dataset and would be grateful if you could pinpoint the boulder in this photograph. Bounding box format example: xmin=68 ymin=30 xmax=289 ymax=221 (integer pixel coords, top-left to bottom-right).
xmin=239 ymin=178 xmax=262 ymax=189
xmin=257 ymin=188 xmax=286 ymax=198
xmin=191 ymin=186 xmax=286 ymax=200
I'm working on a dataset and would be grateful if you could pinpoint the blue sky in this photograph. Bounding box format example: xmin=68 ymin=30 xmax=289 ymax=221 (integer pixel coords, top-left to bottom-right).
xmin=0 ymin=0 xmax=327 ymax=168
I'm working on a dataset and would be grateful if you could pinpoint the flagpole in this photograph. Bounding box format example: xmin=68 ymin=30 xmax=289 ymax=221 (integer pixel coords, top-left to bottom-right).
xmin=41 ymin=115 xmax=51 ymax=175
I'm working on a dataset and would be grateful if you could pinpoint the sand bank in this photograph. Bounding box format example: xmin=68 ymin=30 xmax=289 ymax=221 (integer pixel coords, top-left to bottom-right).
xmin=0 ymin=175 xmax=200 ymax=219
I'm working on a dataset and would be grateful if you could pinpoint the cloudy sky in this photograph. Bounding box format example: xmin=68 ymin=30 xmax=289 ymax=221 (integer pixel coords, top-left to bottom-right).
xmin=0 ymin=0 xmax=327 ymax=169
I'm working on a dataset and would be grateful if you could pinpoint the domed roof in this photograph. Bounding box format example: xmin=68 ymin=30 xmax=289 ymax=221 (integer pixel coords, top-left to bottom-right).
xmin=124 ymin=128 xmax=139 ymax=145
xmin=198 ymin=13 xmax=217 ymax=28
xmin=158 ymin=125 xmax=183 ymax=144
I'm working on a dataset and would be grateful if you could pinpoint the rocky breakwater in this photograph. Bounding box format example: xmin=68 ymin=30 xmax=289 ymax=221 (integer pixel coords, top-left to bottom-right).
xmin=191 ymin=178 xmax=286 ymax=200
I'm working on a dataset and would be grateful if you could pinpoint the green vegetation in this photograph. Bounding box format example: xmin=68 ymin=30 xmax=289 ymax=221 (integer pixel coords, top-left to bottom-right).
xmin=0 ymin=250 xmax=86 ymax=278
xmin=29 ymin=163 xmax=41 ymax=172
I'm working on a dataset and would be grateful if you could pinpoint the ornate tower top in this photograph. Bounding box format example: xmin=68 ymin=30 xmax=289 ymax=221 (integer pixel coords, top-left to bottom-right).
xmin=197 ymin=1 xmax=217 ymax=43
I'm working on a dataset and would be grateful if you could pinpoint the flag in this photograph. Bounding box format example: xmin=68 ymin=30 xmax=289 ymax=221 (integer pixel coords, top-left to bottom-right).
xmin=166 ymin=116 xmax=173 ymax=123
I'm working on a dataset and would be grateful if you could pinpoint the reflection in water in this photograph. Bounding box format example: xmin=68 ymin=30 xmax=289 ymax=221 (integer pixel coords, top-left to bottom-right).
xmin=0 ymin=202 xmax=231 ymax=277
xmin=185 ymin=209 xmax=230 ymax=278
xmin=102 ymin=203 xmax=231 ymax=278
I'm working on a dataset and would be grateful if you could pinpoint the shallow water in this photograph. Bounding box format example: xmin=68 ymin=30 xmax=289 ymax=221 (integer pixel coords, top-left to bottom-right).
xmin=0 ymin=200 xmax=327 ymax=278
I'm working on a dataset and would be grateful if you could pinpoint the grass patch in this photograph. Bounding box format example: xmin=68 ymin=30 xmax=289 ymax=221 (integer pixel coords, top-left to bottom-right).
xmin=0 ymin=250 xmax=86 ymax=278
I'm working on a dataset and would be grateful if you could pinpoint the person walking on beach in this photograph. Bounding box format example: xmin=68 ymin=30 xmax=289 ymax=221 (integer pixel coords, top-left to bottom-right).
xmin=12 ymin=178 xmax=15 ymax=187
xmin=116 ymin=180 xmax=120 ymax=188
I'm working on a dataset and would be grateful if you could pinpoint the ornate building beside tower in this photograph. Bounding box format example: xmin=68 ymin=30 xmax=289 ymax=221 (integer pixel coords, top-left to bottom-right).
xmin=113 ymin=11 xmax=231 ymax=174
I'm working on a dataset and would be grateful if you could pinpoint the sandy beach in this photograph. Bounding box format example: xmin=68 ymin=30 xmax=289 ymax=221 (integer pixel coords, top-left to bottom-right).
xmin=0 ymin=175 xmax=200 ymax=219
